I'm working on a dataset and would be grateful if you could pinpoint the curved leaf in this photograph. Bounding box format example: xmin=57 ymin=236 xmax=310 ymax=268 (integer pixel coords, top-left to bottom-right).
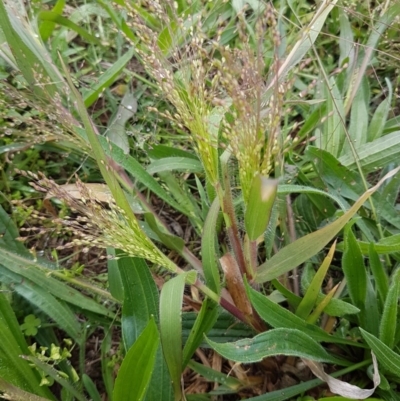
xmin=247 ymin=284 xmax=362 ymax=347
xmin=206 ymin=328 xmax=350 ymax=366
xmin=255 ymin=167 xmax=400 ymax=283
xmin=360 ymin=328 xmax=400 ymax=378
xmin=160 ymin=271 xmax=196 ymax=399
xmin=113 ymin=318 xmax=160 ymax=401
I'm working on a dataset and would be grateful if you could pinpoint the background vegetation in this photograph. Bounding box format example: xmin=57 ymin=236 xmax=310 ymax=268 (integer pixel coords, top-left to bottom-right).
xmin=1 ymin=0 xmax=400 ymax=400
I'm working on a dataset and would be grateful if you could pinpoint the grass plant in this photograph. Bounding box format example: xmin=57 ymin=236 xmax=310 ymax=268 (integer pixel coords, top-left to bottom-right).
xmin=1 ymin=0 xmax=400 ymax=400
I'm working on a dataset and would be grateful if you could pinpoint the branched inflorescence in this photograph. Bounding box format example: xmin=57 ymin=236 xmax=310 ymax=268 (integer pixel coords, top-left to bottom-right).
xmin=20 ymin=171 xmax=177 ymax=272
xmin=123 ymin=1 xmax=290 ymax=203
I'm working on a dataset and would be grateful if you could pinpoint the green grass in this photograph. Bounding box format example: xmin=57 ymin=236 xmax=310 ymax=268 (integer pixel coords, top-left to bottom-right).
xmin=1 ymin=0 xmax=400 ymax=400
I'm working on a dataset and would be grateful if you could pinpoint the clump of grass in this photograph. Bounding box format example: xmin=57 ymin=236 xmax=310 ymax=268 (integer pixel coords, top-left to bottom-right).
xmin=2 ymin=1 xmax=400 ymax=400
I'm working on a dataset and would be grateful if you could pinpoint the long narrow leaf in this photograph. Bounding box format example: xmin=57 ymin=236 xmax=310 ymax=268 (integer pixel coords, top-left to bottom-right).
xmin=182 ymin=298 xmax=218 ymax=368
xmin=0 ymin=294 xmax=54 ymax=399
xmin=379 ymin=268 xmax=400 ymax=348
xmin=255 ymin=167 xmax=400 ymax=283
xmin=83 ymin=48 xmax=135 ymax=107
xmin=201 ymin=197 xmax=221 ymax=293
xmin=368 ymin=243 xmax=389 ymax=307
xmin=296 ymin=241 xmax=336 ymax=319
xmin=118 ymin=254 xmax=173 ymax=401
xmin=0 ymin=0 xmax=64 ymax=97
xmin=247 ymin=284 xmax=362 ymax=347
xmin=0 ymin=267 xmax=81 ymax=342
xmin=23 ymin=356 xmax=87 ymax=401
xmin=206 ymin=328 xmax=350 ymax=366
xmin=360 ymin=329 xmax=400 ymax=378
xmin=0 ymin=247 xmax=114 ymax=318
xmin=262 ymin=0 xmax=338 ymax=102
xmin=113 ymin=318 xmax=160 ymax=401
xmin=342 ymin=227 xmax=366 ymax=311
xmin=37 ymin=11 xmax=102 ymax=45
xmin=160 ymin=271 xmax=196 ymax=399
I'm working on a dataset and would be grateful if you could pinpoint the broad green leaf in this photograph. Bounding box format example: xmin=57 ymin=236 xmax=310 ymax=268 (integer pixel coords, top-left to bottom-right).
xmin=147 ymin=157 xmax=203 ymax=175
xmin=119 ymin=256 xmax=158 ymax=348
xmin=342 ymin=227 xmax=366 ymax=311
xmin=339 ymin=131 xmax=400 ymax=172
xmin=0 ymin=205 xmax=29 ymax=255
xmin=0 ymin=0 xmax=63 ymax=98
xmin=368 ymin=243 xmax=389 ymax=307
xmin=157 ymin=20 xmax=177 ymax=55
xmin=201 ymin=197 xmax=221 ymax=293
xmin=379 ymin=268 xmax=400 ymax=348
xmin=83 ymin=47 xmax=135 ymax=108
xmin=278 ymin=184 xmax=346 ymax=211
xmin=255 ymin=166 xmax=400 ymax=283
xmin=247 ymin=284 xmax=362 ymax=347
xmin=118 ymin=255 xmax=173 ymax=401
xmin=0 ymin=268 xmax=81 ymax=342
xmin=244 ymin=176 xmax=277 ymax=241
xmin=113 ymin=318 xmax=159 ymax=401
xmin=296 ymin=241 xmax=336 ymax=319
xmin=0 ymin=247 xmax=114 ymax=318
xmin=0 ymin=294 xmax=54 ymax=399
xmin=39 ymin=0 xmax=65 ymax=41
xmin=206 ymin=328 xmax=349 ymax=365
xmin=353 ymin=234 xmax=400 ymax=254
xmin=107 ymin=248 xmax=125 ymax=303
xmin=160 ymin=272 xmax=195 ymax=400
xmin=106 ymin=91 xmax=137 ymax=154
xmin=182 ymin=298 xmax=218 ymax=368
xmin=360 ymin=328 xmax=400 ymax=378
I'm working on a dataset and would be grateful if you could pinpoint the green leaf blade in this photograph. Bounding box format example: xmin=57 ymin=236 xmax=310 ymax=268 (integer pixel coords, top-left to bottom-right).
xmin=360 ymin=328 xmax=400 ymax=378
xmin=201 ymin=197 xmax=221 ymax=294
xmin=379 ymin=268 xmax=400 ymax=348
xmin=342 ymin=227 xmax=366 ymax=311
xmin=255 ymin=167 xmax=400 ymax=283
xmin=206 ymin=328 xmax=349 ymax=365
xmin=113 ymin=318 xmax=160 ymax=401
xmin=160 ymin=272 xmax=193 ymax=399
